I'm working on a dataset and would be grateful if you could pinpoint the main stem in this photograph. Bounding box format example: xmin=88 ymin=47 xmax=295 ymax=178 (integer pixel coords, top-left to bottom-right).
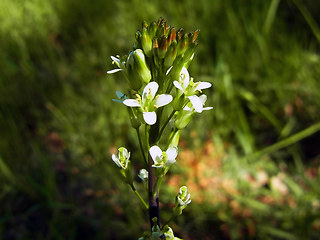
xmin=147 ymin=123 xmax=160 ymax=229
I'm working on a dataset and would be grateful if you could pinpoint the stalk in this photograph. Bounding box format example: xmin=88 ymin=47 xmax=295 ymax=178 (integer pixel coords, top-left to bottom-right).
xmin=147 ymin=124 xmax=160 ymax=228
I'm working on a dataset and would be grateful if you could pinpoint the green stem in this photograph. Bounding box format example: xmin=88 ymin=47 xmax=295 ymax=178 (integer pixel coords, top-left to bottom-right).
xmin=136 ymin=128 xmax=147 ymax=166
xmin=130 ymin=184 xmax=149 ymax=210
xmin=145 ymin=124 xmax=150 ymax=149
xmin=146 ymin=122 xmax=160 ymax=228
xmin=152 ymin=176 xmax=164 ymax=197
xmin=162 ymin=215 xmax=175 ymax=229
xmin=158 ymin=110 xmax=176 ymax=140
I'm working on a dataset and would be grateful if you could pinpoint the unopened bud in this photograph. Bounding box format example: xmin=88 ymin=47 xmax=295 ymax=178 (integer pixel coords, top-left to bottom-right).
xmin=177 ymin=34 xmax=189 ymax=56
xmin=168 ymin=27 xmax=176 ymax=45
xmin=176 ymin=28 xmax=184 ymax=41
xmin=183 ymin=42 xmax=198 ymax=66
xmin=148 ymin=21 xmax=157 ymax=39
xmin=164 ymin=40 xmax=177 ymax=68
xmin=191 ymin=29 xmax=200 ymax=43
xmin=142 ymin=20 xmax=148 ymax=29
xmin=157 ymin=17 xmax=165 ymax=26
xmin=141 ymin=27 xmax=152 ymax=57
xmin=164 ymin=24 xmax=170 ymax=36
xmin=126 ymin=49 xmax=151 ymax=90
xmin=157 ymin=22 xmax=166 ymax=37
xmin=153 ymin=38 xmax=159 ymax=57
xmin=158 ymin=36 xmax=168 ymax=59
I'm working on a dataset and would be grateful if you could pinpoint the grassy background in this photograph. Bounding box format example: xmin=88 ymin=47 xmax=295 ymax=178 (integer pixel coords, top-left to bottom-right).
xmin=1 ymin=0 xmax=320 ymax=239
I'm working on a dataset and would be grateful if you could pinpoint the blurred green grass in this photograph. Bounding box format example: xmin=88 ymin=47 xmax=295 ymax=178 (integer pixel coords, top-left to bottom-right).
xmin=0 ymin=0 xmax=320 ymax=239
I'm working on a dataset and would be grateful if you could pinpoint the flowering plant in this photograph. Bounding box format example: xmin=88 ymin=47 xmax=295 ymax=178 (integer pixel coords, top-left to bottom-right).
xmin=108 ymin=18 xmax=212 ymax=239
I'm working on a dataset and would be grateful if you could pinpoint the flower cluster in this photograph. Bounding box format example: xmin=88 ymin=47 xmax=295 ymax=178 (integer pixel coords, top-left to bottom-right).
xmin=108 ymin=18 xmax=212 ymax=238
xmin=135 ymin=18 xmax=199 ymax=69
xmin=123 ymin=82 xmax=172 ymax=125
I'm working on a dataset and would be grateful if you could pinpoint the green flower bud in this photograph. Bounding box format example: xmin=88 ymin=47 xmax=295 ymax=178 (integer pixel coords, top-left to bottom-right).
xmin=177 ymin=34 xmax=189 ymax=56
xmin=158 ymin=36 xmax=168 ymax=59
xmin=141 ymin=27 xmax=152 ymax=57
xmin=168 ymin=27 xmax=176 ymax=45
xmin=176 ymin=28 xmax=184 ymax=41
xmin=157 ymin=22 xmax=165 ymax=37
xmin=190 ymin=29 xmax=200 ymax=43
xmin=164 ymin=40 xmax=177 ymax=68
xmin=183 ymin=42 xmax=198 ymax=67
xmin=148 ymin=21 xmax=157 ymax=39
xmin=142 ymin=20 xmax=148 ymax=29
xmin=152 ymin=37 xmax=159 ymax=57
xmin=126 ymin=49 xmax=151 ymax=90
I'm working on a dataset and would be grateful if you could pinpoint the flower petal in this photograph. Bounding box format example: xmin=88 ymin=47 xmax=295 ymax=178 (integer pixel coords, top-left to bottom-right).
xmin=199 ymin=94 xmax=208 ymax=104
xmin=180 ymin=67 xmax=190 ymax=89
xmin=149 ymin=145 xmax=162 ymax=163
xmin=166 ymin=66 xmax=173 ymax=75
xmin=152 ymin=164 xmax=164 ymax=168
xmin=143 ymin=111 xmax=157 ymax=125
xmin=188 ymin=95 xmax=203 ymax=113
xmin=142 ymin=82 xmax=158 ymax=101
xmin=173 ymin=81 xmax=184 ymax=91
xmin=166 ymin=158 xmax=176 ymax=166
xmin=112 ymin=154 xmax=122 ymax=168
xmin=203 ymin=107 xmax=213 ymax=111
xmin=138 ymin=169 xmax=148 ymax=180
xmin=123 ymin=99 xmax=141 ymax=107
xmin=195 ymin=82 xmax=212 ymax=91
xmin=154 ymin=94 xmax=173 ymax=107
xmin=166 ymin=147 xmax=178 ymax=161
xmin=107 ymin=68 xmax=123 ymax=74
xmin=111 ymin=56 xmax=120 ymax=63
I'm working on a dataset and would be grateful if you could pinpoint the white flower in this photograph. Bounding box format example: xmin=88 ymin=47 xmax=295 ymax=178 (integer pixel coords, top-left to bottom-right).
xmin=177 ymin=186 xmax=191 ymax=206
xmin=123 ymin=82 xmax=173 ymax=125
xmin=111 ymin=147 xmax=130 ymax=169
xmin=184 ymin=94 xmax=213 ymax=113
xmin=173 ymin=67 xmax=211 ymax=95
xmin=107 ymin=56 xmax=125 ymax=74
xmin=138 ymin=169 xmax=148 ymax=181
xmin=149 ymin=145 xmax=178 ymax=168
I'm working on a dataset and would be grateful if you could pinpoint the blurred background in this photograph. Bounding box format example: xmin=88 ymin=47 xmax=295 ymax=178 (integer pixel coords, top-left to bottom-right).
xmin=1 ymin=0 xmax=320 ymax=239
